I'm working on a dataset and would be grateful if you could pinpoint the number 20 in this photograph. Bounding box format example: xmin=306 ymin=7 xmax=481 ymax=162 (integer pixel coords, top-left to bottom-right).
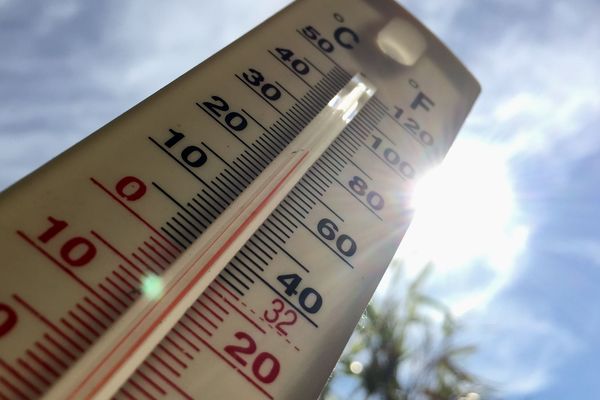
xmin=224 ymin=331 xmax=281 ymax=384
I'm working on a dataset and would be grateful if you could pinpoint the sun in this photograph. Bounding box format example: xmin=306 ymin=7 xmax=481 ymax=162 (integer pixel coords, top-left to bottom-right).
xmin=402 ymin=138 xmax=525 ymax=273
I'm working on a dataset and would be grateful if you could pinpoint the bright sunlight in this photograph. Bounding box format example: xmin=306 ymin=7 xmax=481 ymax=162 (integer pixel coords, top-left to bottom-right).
xmin=402 ymin=138 xmax=528 ymax=281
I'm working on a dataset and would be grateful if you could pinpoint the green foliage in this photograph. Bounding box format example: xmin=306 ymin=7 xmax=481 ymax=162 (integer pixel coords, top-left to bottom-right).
xmin=321 ymin=263 xmax=491 ymax=400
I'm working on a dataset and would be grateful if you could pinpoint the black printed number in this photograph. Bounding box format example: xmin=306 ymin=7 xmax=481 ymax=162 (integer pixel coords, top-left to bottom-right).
xmin=348 ymin=176 xmax=385 ymax=210
xmin=242 ymin=68 xmax=282 ymax=101
xmin=371 ymin=136 xmax=416 ymax=179
xmin=277 ymin=273 xmax=323 ymax=314
xmin=317 ymin=218 xmax=357 ymax=257
xmin=164 ymin=129 xmax=208 ymax=168
xmin=275 ymin=48 xmax=310 ymax=75
xmin=202 ymin=96 xmax=248 ymax=131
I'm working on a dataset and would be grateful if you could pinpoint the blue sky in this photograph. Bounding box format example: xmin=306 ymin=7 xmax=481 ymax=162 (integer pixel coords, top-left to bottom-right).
xmin=1 ymin=0 xmax=599 ymax=398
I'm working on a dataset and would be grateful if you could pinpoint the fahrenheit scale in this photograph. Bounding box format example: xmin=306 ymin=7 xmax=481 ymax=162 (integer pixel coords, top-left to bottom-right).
xmin=0 ymin=0 xmax=479 ymax=398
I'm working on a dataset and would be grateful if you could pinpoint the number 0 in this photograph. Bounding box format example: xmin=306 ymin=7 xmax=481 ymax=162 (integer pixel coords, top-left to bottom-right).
xmin=0 ymin=304 xmax=17 ymax=338
xmin=253 ymin=352 xmax=280 ymax=384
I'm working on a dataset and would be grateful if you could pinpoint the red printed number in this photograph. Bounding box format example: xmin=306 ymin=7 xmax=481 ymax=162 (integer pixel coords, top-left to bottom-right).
xmin=115 ymin=176 xmax=146 ymax=201
xmin=0 ymin=303 xmax=17 ymax=337
xmin=263 ymin=299 xmax=297 ymax=336
xmin=224 ymin=331 xmax=281 ymax=384
xmin=37 ymin=217 xmax=97 ymax=267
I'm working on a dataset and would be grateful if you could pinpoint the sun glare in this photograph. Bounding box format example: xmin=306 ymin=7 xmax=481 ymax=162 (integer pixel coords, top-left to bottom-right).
xmin=404 ymin=139 xmax=525 ymax=273
xmin=142 ymin=274 xmax=164 ymax=300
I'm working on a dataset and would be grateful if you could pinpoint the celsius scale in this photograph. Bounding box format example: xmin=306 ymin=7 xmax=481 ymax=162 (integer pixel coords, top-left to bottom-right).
xmin=0 ymin=0 xmax=479 ymax=398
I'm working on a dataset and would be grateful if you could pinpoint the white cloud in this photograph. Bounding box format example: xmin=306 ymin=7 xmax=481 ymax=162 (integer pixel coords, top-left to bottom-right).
xmin=93 ymin=0 xmax=291 ymax=99
xmin=0 ymin=130 xmax=82 ymax=189
xmin=463 ymin=303 xmax=581 ymax=396
xmin=547 ymin=239 xmax=600 ymax=267
xmin=35 ymin=1 xmax=81 ymax=35
xmin=466 ymin=2 xmax=600 ymax=168
xmin=401 ymin=0 xmax=468 ymax=37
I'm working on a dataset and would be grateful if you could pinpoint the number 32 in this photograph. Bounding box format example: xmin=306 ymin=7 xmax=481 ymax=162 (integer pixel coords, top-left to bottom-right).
xmin=263 ymin=298 xmax=297 ymax=335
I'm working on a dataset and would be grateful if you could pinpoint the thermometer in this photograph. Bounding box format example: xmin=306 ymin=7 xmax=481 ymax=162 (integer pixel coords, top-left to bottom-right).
xmin=0 ymin=0 xmax=479 ymax=398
